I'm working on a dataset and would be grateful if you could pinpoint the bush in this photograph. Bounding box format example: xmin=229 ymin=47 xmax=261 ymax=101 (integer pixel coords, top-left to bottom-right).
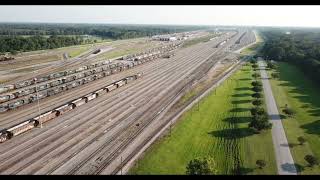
xmin=252 ymin=92 xmax=262 ymax=98
xmin=267 ymin=61 xmax=276 ymax=69
xmin=304 ymin=155 xmax=319 ymax=167
xmin=249 ymin=112 xmax=272 ymax=131
xmin=252 ymin=72 xmax=260 ymax=78
xmin=186 ymin=157 xmax=217 ymax=175
xmin=271 ymin=73 xmax=280 ymax=79
xmin=298 ymin=136 xmax=307 ymax=145
xmin=251 ymin=81 xmax=262 ymax=87
xmin=252 ymin=99 xmax=263 ymax=106
xmin=250 ymin=107 xmax=265 ymax=116
xmin=249 ymin=118 xmax=272 ymax=131
xmin=283 ymin=107 xmax=295 ymax=117
xmin=256 ymin=160 xmax=266 ymax=169
xmin=252 ymin=86 xmax=262 ymax=92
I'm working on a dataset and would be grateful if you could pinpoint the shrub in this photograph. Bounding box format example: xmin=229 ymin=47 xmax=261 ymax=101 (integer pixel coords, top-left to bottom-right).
xmin=252 ymin=99 xmax=263 ymax=106
xmin=252 ymin=92 xmax=262 ymax=98
xmin=304 ymin=155 xmax=319 ymax=167
xmin=252 ymin=72 xmax=260 ymax=78
xmin=252 ymin=86 xmax=262 ymax=92
xmin=250 ymin=107 xmax=265 ymax=116
xmin=271 ymin=73 xmax=280 ymax=79
xmin=251 ymin=81 xmax=262 ymax=87
xmin=283 ymin=107 xmax=295 ymax=117
xmin=186 ymin=157 xmax=217 ymax=175
xmin=298 ymin=136 xmax=307 ymax=145
xmin=256 ymin=160 xmax=266 ymax=169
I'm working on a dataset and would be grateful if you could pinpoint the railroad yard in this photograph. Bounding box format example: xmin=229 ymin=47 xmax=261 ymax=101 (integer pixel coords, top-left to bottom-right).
xmin=0 ymin=28 xmax=256 ymax=175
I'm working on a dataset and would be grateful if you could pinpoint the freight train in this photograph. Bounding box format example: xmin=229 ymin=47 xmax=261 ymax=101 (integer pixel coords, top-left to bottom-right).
xmin=0 ymin=42 xmax=182 ymax=113
xmin=0 ymin=73 xmax=143 ymax=143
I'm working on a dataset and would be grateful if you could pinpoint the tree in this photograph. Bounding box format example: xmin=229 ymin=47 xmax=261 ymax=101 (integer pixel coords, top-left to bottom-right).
xmin=251 ymin=81 xmax=262 ymax=87
xmin=283 ymin=107 xmax=295 ymax=117
xmin=298 ymin=136 xmax=307 ymax=145
xmin=252 ymin=92 xmax=262 ymax=99
xmin=252 ymin=86 xmax=262 ymax=92
xmin=252 ymin=73 xmax=260 ymax=78
xmin=249 ymin=113 xmax=272 ymax=131
xmin=256 ymin=160 xmax=266 ymax=169
xmin=252 ymin=64 xmax=258 ymax=69
xmin=252 ymin=99 xmax=263 ymax=106
xmin=271 ymin=73 xmax=280 ymax=79
xmin=250 ymin=107 xmax=265 ymax=116
xmin=267 ymin=61 xmax=276 ymax=69
xmin=186 ymin=157 xmax=217 ymax=175
xmin=304 ymin=155 xmax=319 ymax=167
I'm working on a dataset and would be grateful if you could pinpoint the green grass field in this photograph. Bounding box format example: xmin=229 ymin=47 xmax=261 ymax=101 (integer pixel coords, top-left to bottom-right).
xmin=268 ymin=62 xmax=320 ymax=174
xmin=129 ymin=65 xmax=277 ymax=175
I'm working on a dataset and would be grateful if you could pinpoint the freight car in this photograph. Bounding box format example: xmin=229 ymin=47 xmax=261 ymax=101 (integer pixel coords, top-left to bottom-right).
xmin=34 ymin=110 xmax=59 ymax=124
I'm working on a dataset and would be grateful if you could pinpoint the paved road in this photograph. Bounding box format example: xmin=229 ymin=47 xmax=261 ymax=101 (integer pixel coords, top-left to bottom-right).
xmin=258 ymin=60 xmax=297 ymax=175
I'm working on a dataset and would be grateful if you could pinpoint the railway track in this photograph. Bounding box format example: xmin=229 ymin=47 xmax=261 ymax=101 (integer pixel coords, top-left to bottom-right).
xmin=0 ymin=38 xmax=215 ymax=174
xmin=0 ymin=30 xmax=251 ymax=175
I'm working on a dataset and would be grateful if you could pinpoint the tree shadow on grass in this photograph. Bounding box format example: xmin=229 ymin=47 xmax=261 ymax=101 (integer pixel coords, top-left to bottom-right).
xmin=233 ymin=166 xmax=255 ymax=175
xmin=300 ymin=120 xmax=320 ymax=135
xmin=231 ymin=100 xmax=251 ymax=105
xmin=235 ymin=87 xmax=252 ymax=91
xmin=223 ymin=116 xmax=252 ymax=124
xmin=208 ymin=128 xmax=255 ymax=139
xmin=232 ymin=93 xmax=252 ymax=97
xmin=307 ymin=109 xmax=320 ymax=117
xmin=294 ymin=163 xmax=305 ymax=173
xmin=238 ymin=78 xmax=252 ymax=81
xmin=229 ymin=108 xmax=251 ymax=113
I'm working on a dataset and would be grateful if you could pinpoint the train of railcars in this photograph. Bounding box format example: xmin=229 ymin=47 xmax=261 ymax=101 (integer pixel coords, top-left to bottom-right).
xmin=0 ymin=42 xmax=181 ymax=113
xmin=0 ymin=72 xmax=143 ymax=143
xmin=0 ymin=41 xmax=182 ymax=95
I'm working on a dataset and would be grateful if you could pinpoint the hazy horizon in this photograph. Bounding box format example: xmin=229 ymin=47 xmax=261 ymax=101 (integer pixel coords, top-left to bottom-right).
xmin=0 ymin=5 xmax=320 ymax=28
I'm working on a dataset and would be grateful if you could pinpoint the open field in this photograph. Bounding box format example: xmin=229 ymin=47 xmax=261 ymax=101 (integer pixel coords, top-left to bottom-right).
xmin=182 ymin=33 xmax=217 ymax=48
xmin=268 ymin=62 xmax=320 ymax=174
xmin=129 ymin=64 xmax=277 ymax=175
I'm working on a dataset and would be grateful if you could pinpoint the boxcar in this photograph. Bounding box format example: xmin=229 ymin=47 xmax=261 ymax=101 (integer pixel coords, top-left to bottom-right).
xmin=34 ymin=110 xmax=59 ymax=124
xmin=7 ymin=119 xmax=37 ymax=136
xmin=55 ymin=104 xmax=74 ymax=115
xmin=105 ymin=84 xmax=117 ymax=92
xmin=94 ymin=89 xmax=104 ymax=97
xmin=85 ymin=93 xmax=97 ymax=101
xmin=71 ymin=97 xmax=87 ymax=107
xmin=115 ymin=80 xmax=126 ymax=88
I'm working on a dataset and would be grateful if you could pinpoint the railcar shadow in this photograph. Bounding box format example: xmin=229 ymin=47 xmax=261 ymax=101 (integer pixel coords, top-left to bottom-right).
xmin=208 ymin=128 xmax=255 ymax=139
xmin=223 ymin=116 xmax=252 ymax=124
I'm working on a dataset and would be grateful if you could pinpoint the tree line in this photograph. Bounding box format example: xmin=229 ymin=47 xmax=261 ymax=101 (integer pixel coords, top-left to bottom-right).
xmin=0 ymin=35 xmax=86 ymax=54
xmin=260 ymin=29 xmax=320 ymax=85
xmin=0 ymin=23 xmax=207 ymax=39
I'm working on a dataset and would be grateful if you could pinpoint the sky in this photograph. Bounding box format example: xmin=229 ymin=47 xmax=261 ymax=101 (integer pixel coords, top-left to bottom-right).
xmin=0 ymin=5 xmax=320 ymax=27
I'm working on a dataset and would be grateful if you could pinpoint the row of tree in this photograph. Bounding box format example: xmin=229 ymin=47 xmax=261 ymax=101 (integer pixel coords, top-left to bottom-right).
xmin=0 ymin=23 xmax=207 ymax=39
xmin=260 ymin=30 xmax=320 ymax=85
xmin=0 ymin=35 xmax=88 ymax=54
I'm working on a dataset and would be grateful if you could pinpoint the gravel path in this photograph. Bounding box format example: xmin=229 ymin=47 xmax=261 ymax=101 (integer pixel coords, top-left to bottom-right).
xmin=258 ymin=60 xmax=297 ymax=175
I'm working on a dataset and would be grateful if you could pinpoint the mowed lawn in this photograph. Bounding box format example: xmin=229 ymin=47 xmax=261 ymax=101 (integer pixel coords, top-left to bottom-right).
xmin=129 ymin=65 xmax=277 ymax=175
xmin=268 ymin=62 xmax=320 ymax=174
